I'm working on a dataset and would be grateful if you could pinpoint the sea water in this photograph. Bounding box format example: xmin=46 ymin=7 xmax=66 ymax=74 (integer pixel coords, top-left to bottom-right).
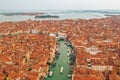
xmin=0 ymin=10 xmax=120 ymax=22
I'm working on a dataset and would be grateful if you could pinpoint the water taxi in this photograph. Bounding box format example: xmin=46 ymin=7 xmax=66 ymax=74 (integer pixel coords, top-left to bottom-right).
xmin=60 ymin=67 xmax=64 ymax=73
xmin=49 ymin=71 xmax=53 ymax=77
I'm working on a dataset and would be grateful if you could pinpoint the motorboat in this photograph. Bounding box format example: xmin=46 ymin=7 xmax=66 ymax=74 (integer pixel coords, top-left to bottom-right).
xmin=60 ymin=67 xmax=64 ymax=73
xmin=49 ymin=71 xmax=53 ymax=77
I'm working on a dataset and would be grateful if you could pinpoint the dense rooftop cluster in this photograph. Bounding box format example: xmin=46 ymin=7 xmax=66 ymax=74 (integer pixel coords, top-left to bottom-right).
xmin=0 ymin=34 xmax=56 ymax=80
xmin=0 ymin=16 xmax=120 ymax=80
xmin=69 ymin=17 xmax=120 ymax=80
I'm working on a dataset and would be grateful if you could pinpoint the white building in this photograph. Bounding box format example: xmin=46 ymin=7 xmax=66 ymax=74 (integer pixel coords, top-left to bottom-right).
xmin=85 ymin=46 xmax=100 ymax=55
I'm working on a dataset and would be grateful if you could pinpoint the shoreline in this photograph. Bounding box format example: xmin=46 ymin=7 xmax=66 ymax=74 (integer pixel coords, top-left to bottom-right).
xmin=0 ymin=16 xmax=113 ymax=24
xmin=105 ymin=14 xmax=120 ymax=17
xmin=0 ymin=12 xmax=45 ymax=16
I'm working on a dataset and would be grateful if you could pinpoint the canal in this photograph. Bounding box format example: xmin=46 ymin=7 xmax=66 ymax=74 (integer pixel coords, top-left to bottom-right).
xmin=45 ymin=40 xmax=71 ymax=80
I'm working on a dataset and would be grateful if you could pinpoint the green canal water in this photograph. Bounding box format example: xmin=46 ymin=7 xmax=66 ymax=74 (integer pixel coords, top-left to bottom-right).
xmin=46 ymin=40 xmax=71 ymax=80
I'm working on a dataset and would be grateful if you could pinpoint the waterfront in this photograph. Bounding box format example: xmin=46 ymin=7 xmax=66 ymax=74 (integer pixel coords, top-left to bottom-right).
xmin=46 ymin=40 xmax=71 ymax=80
xmin=0 ymin=10 xmax=115 ymax=22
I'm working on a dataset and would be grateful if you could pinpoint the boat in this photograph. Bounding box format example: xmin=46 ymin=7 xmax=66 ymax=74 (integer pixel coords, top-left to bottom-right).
xmin=67 ymin=49 xmax=71 ymax=56
xmin=67 ymin=53 xmax=70 ymax=56
xmin=60 ymin=67 xmax=64 ymax=73
xmin=49 ymin=71 xmax=53 ymax=77
xmin=68 ymin=74 xmax=72 ymax=78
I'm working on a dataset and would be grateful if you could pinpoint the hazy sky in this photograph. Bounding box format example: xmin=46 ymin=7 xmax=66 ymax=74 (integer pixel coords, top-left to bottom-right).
xmin=0 ymin=0 xmax=120 ymax=10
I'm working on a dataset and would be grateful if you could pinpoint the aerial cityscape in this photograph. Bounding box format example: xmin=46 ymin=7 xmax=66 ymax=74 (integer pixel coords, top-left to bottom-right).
xmin=0 ymin=0 xmax=120 ymax=80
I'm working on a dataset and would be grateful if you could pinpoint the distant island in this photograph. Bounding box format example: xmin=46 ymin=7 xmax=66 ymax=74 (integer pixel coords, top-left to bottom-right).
xmin=105 ymin=14 xmax=120 ymax=17
xmin=35 ymin=15 xmax=60 ymax=19
xmin=0 ymin=12 xmax=45 ymax=16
